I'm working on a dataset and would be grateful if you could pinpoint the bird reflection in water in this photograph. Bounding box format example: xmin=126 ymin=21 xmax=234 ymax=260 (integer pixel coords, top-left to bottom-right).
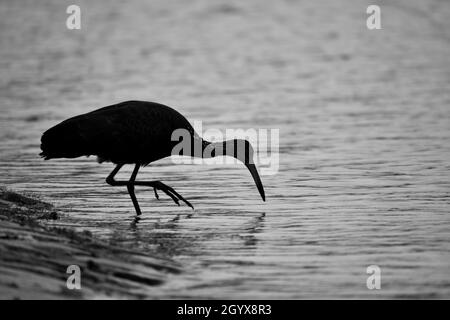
xmin=124 ymin=211 xmax=265 ymax=259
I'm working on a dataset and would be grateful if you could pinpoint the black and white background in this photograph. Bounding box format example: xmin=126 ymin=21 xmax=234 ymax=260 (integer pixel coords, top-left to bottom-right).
xmin=0 ymin=0 xmax=449 ymax=300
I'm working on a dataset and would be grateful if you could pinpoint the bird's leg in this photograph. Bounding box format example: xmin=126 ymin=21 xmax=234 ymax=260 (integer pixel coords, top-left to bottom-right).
xmin=156 ymin=182 xmax=193 ymax=209
xmin=127 ymin=164 xmax=142 ymax=216
xmin=106 ymin=163 xmax=142 ymax=215
xmin=132 ymin=180 xmax=194 ymax=209
xmin=106 ymin=164 xmax=193 ymax=209
xmin=105 ymin=164 xmax=124 ymax=186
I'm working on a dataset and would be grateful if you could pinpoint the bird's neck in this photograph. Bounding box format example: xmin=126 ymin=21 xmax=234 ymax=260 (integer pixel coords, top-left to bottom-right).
xmin=200 ymin=139 xmax=237 ymax=159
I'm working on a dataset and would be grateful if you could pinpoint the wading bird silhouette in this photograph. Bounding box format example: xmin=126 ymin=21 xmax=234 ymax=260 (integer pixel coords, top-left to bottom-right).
xmin=40 ymin=101 xmax=265 ymax=215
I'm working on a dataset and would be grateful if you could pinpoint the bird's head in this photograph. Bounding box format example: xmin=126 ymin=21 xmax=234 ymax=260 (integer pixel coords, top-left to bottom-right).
xmin=205 ymin=139 xmax=265 ymax=201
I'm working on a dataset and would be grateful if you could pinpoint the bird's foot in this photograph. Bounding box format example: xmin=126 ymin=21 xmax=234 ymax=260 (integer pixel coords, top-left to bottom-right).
xmin=153 ymin=181 xmax=194 ymax=210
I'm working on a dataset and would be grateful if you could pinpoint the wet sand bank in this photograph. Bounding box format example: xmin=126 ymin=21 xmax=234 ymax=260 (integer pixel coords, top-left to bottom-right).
xmin=0 ymin=187 xmax=180 ymax=299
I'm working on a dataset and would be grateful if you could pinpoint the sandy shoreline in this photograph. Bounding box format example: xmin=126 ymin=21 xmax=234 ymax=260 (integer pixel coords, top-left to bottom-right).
xmin=0 ymin=187 xmax=180 ymax=299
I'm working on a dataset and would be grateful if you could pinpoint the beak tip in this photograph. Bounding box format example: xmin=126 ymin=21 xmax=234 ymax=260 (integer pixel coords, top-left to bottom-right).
xmin=258 ymin=188 xmax=265 ymax=202
xmin=246 ymin=163 xmax=266 ymax=203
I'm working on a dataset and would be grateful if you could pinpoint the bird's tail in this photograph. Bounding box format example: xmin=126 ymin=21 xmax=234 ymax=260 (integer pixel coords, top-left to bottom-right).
xmin=40 ymin=120 xmax=88 ymax=160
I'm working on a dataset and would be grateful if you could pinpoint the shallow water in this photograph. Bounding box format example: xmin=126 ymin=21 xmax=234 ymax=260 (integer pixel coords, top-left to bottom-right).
xmin=1 ymin=0 xmax=450 ymax=298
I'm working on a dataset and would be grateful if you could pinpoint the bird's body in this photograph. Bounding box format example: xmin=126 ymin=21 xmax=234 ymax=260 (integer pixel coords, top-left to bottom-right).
xmin=40 ymin=100 xmax=265 ymax=215
xmin=41 ymin=101 xmax=196 ymax=165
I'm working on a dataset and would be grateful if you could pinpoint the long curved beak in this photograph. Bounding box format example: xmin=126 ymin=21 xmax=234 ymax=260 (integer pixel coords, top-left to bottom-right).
xmin=245 ymin=163 xmax=266 ymax=201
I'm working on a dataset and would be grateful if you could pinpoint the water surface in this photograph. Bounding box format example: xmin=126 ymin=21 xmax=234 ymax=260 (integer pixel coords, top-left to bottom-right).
xmin=1 ymin=0 xmax=449 ymax=298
